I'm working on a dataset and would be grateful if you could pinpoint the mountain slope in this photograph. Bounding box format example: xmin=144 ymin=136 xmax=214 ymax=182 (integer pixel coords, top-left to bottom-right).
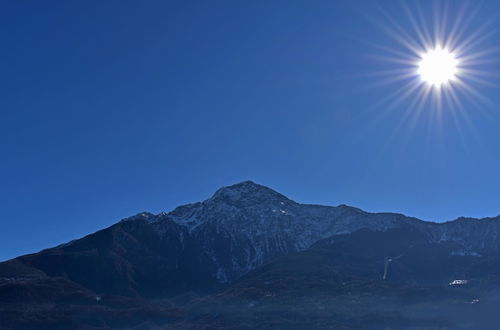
xmin=2 ymin=216 xmax=217 ymax=298
xmin=173 ymin=228 xmax=500 ymax=329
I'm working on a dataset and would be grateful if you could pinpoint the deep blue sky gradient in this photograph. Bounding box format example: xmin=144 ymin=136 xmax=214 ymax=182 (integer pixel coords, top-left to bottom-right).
xmin=2 ymin=0 xmax=500 ymax=260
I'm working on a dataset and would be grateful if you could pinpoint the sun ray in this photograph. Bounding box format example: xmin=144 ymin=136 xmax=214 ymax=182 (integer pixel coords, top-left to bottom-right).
xmin=454 ymin=20 xmax=498 ymax=55
xmin=374 ymin=6 xmax=425 ymax=55
xmin=444 ymin=1 xmax=468 ymax=50
xmin=444 ymin=2 xmax=483 ymax=51
xmin=415 ymin=1 xmax=434 ymax=50
xmin=458 ymin=46 xmax=500 ymax=63
xmin=401 ymin=1 xmax=430 ymax=50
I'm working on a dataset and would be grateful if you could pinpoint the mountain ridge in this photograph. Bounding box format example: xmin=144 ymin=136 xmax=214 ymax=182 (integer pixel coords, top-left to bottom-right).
xmin=130 ymin=180 xmax=498 ymax=227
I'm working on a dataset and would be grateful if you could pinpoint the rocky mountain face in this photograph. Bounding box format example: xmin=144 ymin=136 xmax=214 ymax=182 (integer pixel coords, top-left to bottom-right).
xmin=2 ymin=181 xmax=500 ymax=329
xmin=176 ymin=228 xmax=500 ymax=330
xmin=131 ymin=181 xmax=500 ymax=283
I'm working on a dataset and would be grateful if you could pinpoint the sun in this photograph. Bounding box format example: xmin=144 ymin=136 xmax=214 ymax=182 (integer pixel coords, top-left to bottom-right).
xmin=417 ymin=47 xmax=459 ymax=88
xmin=363 ymin=0 xmax=499 ymax=140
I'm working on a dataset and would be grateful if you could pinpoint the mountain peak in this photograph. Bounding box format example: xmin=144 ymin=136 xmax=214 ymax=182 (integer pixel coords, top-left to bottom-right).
xmin=210 ymin=181 xmax=289 ymax=205
xmin=224 ymin=180 xmax=264 ymax=189
xmin=224 ymin=180 xmax=260 ymax=189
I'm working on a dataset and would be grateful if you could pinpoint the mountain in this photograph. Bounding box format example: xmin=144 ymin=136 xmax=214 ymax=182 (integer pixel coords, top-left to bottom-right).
xmin=2 ymin=181 xmax=500 ymax=329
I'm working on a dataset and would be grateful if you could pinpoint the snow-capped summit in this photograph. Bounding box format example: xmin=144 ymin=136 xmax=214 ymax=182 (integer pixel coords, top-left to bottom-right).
xmin=209 ymin=180 xmax=290 ymax=206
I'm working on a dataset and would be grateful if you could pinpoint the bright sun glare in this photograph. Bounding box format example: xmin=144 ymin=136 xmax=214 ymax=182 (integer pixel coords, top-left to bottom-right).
xmin=418 ymin=47 xmax=459 ymax=87
xmin=366 ymin=1 xmax=499 ymax=141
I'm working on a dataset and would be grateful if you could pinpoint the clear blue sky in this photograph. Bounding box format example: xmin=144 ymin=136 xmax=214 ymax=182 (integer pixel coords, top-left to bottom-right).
xmin=2 ymin=0 xmax=500 ymax=261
